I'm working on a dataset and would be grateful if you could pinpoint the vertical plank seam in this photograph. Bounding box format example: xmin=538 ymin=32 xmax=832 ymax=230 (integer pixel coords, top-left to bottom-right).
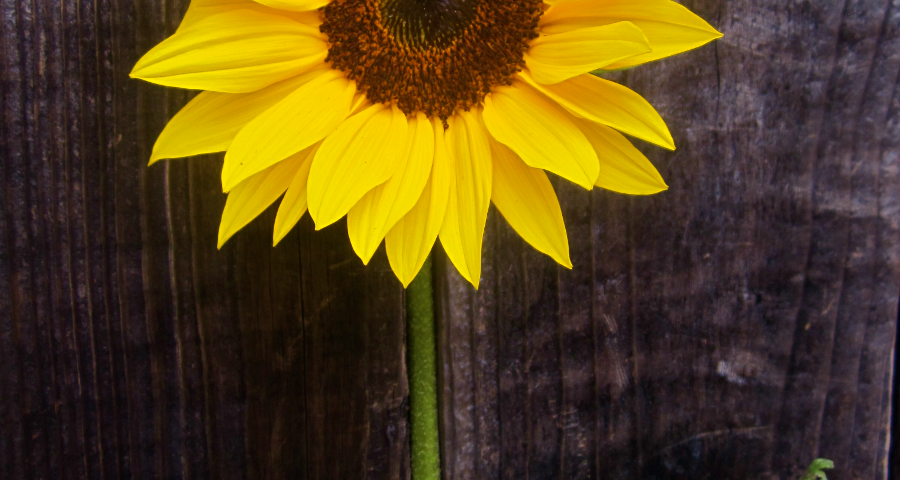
xmin=492 ymin=237 xmax=503 ymax=480
xmin=467 ymin=259 xmax=479 ymax=478
xmin=449 ymin=255 xmax=458 ymax=480
xmin=0 ymin=7 xmax=7 ymax=474
xmin=75 ymin=0 xmax=108 ymax=473
xmin=98 ymin=0 xmax=128 ymax=470
xmin=29 ymin=1 xmax=67 ymax=475
xmin=164 ymin=153 xmax=190 ymax=480
xmin=626 ymin=195 xmax=643 ymax=480
xmin=141 ymin=83 xmax=164 ymax=480
xmin=36 ymin=0 xmax=72 ymax=474
xmin=362 ymin=252 xmax=373 ymax=478
xmin=847 ymin=36 xmax=900 ymax=474
xmin=879 ymin=345 xmax=895 ymax=478
xmin=880 ymin=58 xmax=900 ymax=480
xmin=92 ymin=0 xmax=121 ymax=475
xmin=556 ymin=222 xmax=565 ymax=480
xmin=1 ymin=2 xmax=26 ymax=476
xmin=589 ymin=191 xmax=600 ymax=480
xmin=109 ymin=1 xmax=140 ymax=477
xmin=776 ymin=0 xmax=851 ymax=394
xmin=14 ymin=0 xmax=45 ymax=476
xmin=187 ymin=161 xmax=219 ymax=480
xmin=816 ymin=0 xmax=896 ymax=462
xmin=21 ymin=0 xmax=57 ymax=476
xmin=521 ymin=232 xmax=531 ymax=480
xmin=849 ymin=110 xmax=884 ymax=473
xmin=771 ymin=0 xmax=852 ymax=473
xmin=435 ymin=252 xmax=456 ymax=480
xmin=59 ymin=0 xmax=92 ymax=472
xmin=298 ymin=231 xmax=312 ymax=480
xmin=713 ymin=4 xmax=722 ymax=126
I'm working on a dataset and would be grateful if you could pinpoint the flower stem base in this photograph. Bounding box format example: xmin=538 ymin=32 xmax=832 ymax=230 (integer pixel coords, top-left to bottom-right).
xmin=406 ymin=254 xmax=441 ymax=480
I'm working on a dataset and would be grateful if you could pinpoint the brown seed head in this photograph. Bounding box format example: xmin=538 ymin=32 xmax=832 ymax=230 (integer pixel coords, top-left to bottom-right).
xmin=320 ymin=0 xmax=542 ymax=122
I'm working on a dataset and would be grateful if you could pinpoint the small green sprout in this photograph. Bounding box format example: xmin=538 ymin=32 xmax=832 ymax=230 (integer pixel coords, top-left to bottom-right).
xmin=798 ymin=458 xmax=834 ymax=480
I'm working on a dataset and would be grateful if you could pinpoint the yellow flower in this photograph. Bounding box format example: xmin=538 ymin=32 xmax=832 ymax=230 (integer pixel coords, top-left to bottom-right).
xmin=131 ymin=0 xmax=721 ymax=288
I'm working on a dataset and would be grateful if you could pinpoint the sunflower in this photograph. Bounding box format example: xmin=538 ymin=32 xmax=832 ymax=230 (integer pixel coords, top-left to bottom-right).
xmin=132 ymin=0 xmax=721 ymax=288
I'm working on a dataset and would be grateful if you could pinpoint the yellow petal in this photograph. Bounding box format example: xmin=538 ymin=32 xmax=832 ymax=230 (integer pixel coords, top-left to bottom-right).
xmin=181 ymin=1 xmax=321 ymax=31
xmin=192 ymin=0 xmax=253 ymax=6
xmin=573 ymin=117 xmax=668 ymax=194
xmin=525 ymin=22 xmax=650 ymax=84
xmin=222 ymin=68 xmax=355 ymax=191
xmin=150 ymin=73 xmax=321 ymax=164
xmin=272 ymin=143 xmax=320 ymax=245
xmin=349 ymin=92 xmax=371 ymax=115
xmin=131 ymin=7 xmax=327 ymax=93
xmin=181 ymin=0 xmax=259 ymax=30
xmin=386 ymin=119 xmax=451 ymax=287
xmin=307 ymin=104 xmax=409 ymax=230
xmin=438 ymin=110 xmax=492 ymax=288
xmin=540 ymin=0 xmax=723 ymax=69
xmin=252 ymin=0 xmax=329 ymax=11
xmin=522 ymin=71 xmax=675 ymax=150
xmin=348 ymin=112 xmax=435 ymax=264
xmin=217 ymin=152 xmax=306 ymax=248
xmin=490 ymin=139 xmax=571 ymax=268
xmin=483 ymin=79 xmax=598 ymax=189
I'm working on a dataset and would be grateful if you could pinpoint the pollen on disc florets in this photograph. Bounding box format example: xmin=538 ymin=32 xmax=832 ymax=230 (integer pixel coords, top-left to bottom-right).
xmin=320 ymin=0 xmax=543 ymax=122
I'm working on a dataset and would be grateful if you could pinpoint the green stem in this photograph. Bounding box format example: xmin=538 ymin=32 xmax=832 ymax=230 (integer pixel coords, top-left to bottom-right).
xmin=406 ymin=254 xmax=440 ymax=480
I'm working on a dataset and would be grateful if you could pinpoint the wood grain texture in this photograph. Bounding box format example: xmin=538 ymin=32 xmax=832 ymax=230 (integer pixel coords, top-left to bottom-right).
xmin=0 ymin=0 xmax=408 ymax=479
xmin=435 ymin=0 xmax=900 ymax=479
xmin=1 ymin=0 xmax=899 ymax=479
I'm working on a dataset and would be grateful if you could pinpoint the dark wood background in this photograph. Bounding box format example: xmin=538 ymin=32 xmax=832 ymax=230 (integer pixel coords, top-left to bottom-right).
xmin=1 ymin=0 xmax=898 ymax=479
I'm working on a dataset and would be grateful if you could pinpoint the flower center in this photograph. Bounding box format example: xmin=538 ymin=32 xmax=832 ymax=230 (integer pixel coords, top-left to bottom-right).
xmin=320 ymin=0 xmax=543 ymax=121
xmin=380 ymin=0 xmax=481 ymax=49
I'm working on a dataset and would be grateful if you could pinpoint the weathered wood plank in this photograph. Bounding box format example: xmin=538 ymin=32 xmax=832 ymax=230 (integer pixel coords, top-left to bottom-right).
xmin=1 ymin=0 xmax=408 ymax=479
xmin=436 ymin=0 xmax=900 ymax=479
xmin=1 ymin=0 xmax=899 ymax=479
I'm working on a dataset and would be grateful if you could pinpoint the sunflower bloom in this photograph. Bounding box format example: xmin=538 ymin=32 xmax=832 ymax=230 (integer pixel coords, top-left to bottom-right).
xmin=132 ymin=0 xmax=721 ymax=288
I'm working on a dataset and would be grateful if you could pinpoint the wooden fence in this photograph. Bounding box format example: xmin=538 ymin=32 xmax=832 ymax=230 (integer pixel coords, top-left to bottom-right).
xmin=1 ymin=0 xmax=898 ymax=478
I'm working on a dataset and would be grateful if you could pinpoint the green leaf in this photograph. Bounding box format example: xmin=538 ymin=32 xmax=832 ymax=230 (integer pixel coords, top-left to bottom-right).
xmin=798 ymin=458 xmax=834 ymax=480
